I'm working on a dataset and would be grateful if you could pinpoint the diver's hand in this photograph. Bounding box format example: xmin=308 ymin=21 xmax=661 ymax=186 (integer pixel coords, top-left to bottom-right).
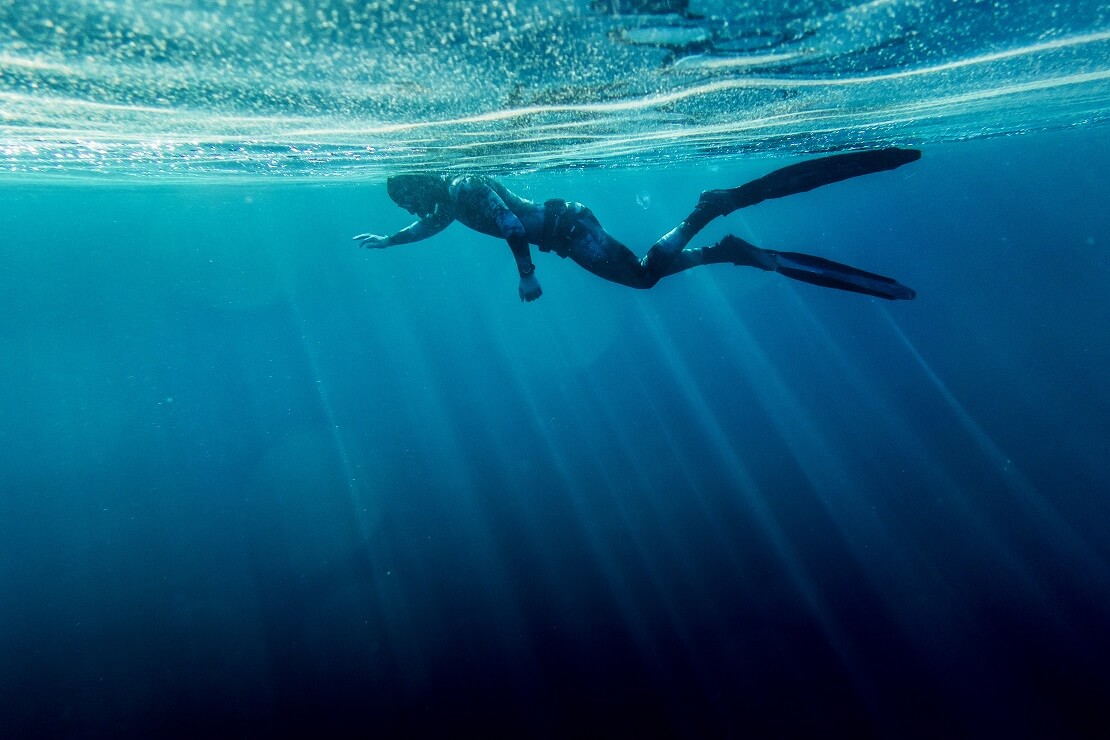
xmin=353 ymin=233 xmax=390 ymax=249
xmin=518 ymin=273 xmax=542 ymax=302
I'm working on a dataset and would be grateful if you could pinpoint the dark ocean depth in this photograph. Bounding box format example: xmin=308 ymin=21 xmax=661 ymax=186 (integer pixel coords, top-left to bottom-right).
xmin=2 ymin=128 xmax=1109 ymax=737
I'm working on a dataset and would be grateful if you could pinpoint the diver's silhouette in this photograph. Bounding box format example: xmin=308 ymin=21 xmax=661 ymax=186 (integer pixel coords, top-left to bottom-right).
xmin=354 ymin=148 xmax=920 ymax=302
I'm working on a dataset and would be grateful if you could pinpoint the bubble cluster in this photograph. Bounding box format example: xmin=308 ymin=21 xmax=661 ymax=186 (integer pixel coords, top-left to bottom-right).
xmin=1 ymin=1 xmax=1107 ymax=179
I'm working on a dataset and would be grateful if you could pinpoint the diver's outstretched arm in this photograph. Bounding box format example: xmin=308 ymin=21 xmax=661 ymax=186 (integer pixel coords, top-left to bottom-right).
xmin=688 ymin=147 xmax=921 ymax=231
xmin=354 ymin=210 xmax=453 ymax=248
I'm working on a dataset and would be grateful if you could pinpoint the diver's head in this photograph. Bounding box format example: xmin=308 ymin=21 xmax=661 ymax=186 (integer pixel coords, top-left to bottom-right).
xmin=387 ymin=173 xmax=447 ymax=218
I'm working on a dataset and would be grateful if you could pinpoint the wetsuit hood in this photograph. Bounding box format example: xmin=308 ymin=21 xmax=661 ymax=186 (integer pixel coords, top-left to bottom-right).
xmin=387 ymin=174 xmax=448 ymax=218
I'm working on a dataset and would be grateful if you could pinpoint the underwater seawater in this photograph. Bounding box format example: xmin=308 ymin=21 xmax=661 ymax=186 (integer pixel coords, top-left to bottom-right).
xmin=2 ymin=1 xmax=1110 ymax=738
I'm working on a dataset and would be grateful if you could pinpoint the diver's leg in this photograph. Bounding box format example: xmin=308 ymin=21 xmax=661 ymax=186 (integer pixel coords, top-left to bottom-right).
xmin=654 ymin=235 xmax=915 ymax=300
xmin=651 ymin=236 xmax=771 ymax=276
xmin=639 ymin=219 xmax=703 ymax=276
xmin=688 ymin=148 xmax=921 ymax=231
xmin=560 ymin=215 xmax=662 ymax=289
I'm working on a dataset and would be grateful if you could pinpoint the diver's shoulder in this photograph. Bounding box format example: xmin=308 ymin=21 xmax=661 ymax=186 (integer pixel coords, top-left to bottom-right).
xmin=447 ymin=173 xmax=487 ymax=193
xmin=445 ymin=173 xmax=528 ymax=205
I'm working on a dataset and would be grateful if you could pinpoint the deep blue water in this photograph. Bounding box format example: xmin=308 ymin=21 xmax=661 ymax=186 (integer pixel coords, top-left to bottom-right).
xmin=1 ymin=127 xmax=1109 ymax=737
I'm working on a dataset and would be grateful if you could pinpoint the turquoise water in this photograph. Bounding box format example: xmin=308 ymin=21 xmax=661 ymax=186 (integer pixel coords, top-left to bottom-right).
xmin=2 ymin=2 xmax=1110 ymax=738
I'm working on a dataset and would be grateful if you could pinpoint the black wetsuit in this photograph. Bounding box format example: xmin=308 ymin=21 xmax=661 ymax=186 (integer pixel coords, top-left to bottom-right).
xmin=363 ymin=148 xmax=920 ymax=300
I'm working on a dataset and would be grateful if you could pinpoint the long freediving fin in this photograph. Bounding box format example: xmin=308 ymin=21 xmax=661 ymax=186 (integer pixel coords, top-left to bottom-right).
xmin=736 ymin=148 xmax=922 ymax=207
xmin=768 ymin=250 xmax=917 ymax=300
xmin=687 ymin=148 xmax=922 ymax=230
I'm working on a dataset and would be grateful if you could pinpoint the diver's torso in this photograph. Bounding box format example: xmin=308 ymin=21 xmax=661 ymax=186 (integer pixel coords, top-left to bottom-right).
xmin=446 ymin=175 xmax=546 ymax=243
xmin=442 ymin=175 xmax=638 ymax=283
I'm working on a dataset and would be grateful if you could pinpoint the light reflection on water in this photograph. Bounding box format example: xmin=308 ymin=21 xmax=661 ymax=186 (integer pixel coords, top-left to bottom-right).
xmin=1 ymin=0 xmax=1109 ymax=179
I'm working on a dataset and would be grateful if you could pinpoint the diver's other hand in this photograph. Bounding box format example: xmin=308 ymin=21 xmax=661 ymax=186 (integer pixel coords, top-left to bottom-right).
xmin=353 ymin=233 xmax=390 ymax=248
xmin=518 ymin=273 xmax=542 ymax=302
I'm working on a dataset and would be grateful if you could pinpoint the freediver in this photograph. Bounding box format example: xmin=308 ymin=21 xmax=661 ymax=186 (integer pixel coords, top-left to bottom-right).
xmin=353 ymin=148 xmax=920 ymax=302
